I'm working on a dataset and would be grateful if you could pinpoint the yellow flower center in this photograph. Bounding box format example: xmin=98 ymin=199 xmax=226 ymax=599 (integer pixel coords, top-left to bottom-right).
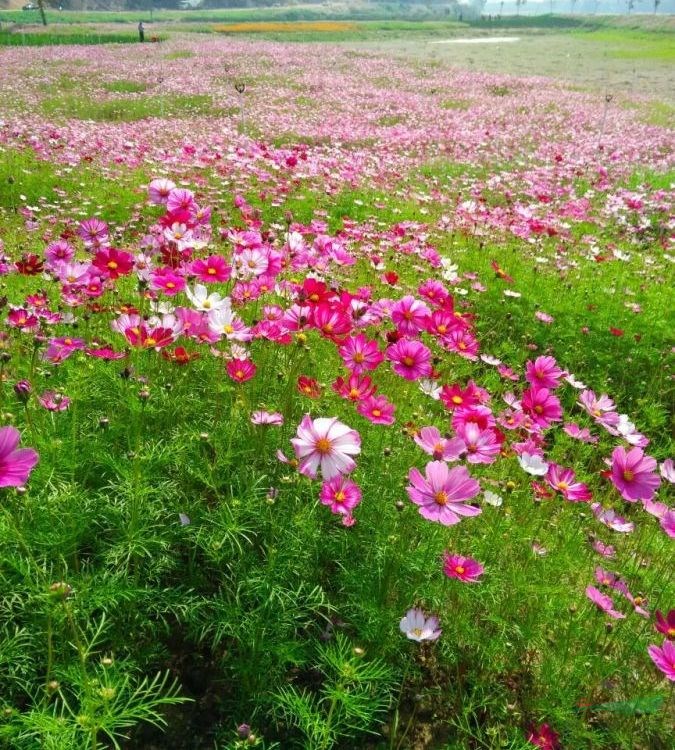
xmin=455 ymin=566 xmax=465 ymax=575
xmin=434 ymin=491 xmax=448 ymax=506
xmin=623 ymin=470 xmax=634 ymax=481
xmin=316 ymin=438 xmax=331 ymax=455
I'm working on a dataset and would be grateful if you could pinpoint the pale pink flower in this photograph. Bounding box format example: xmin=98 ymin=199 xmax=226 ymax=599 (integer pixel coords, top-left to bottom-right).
xmin=291 ymin=416 xmax=361 ymax=480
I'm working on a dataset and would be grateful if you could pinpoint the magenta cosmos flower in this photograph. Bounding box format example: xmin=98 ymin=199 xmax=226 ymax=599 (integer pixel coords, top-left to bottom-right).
xmin=443 ymin=553 xmax=484 ymax=583
xmin=525 ymin=356 xmax=564 ymax=390
xmin=647 ymin=639 xmax=675 ymax=681
xmin=655 ymin=610 xmax=675 ymax=640
xmin=521 ymin=387 xmax=562 ymax=429
xmin=526 ymin=723 xmax=560 ymax=750
xmin=338 ymin=333 xmax=384 ymax=375
xmin=357 ymin=394 xmax=395 ymax=425
xmin=407 ymin=461 xmax=481 ymax=526
xmin=545 ymin=463 xmax=592 ymax=502
xmin=291 ymin=416 xmax=361 ymax=480
xmin=413 ymin=426 xmax=465 ymax=462
xmin=585 ymin=585 xmax=625 ymax=619
xmin=386 ymin=338 xmax=432 ymax=381
xmin=0 ymin=427 xmax=39 ymax=488
xmin=399 ymin=608 xmax=441 ymax=642
xmin=319 ymin=475 xmax=362 ymax=517
xmin=610 ymin=446 xmax=660 ymax=502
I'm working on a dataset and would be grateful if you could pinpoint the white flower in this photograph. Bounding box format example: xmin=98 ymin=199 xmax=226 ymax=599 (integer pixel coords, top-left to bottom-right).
xmin=564 ymin=374 xmax=587 ymax=389
xmin=483 ymin=490 xmax=503 ymax=507
xmin=186 ymin=284 xmax=230 ymax=312
xmin=480 ymin=354 xmax=502 ymax=366
xmin=518 ymin=453 xmax=549 ymax=476
xmin=419 ymin=379 xmax=442 ymax=400
xmin=399 ymin=608 xmax=441 ymax=642
xmin=503 ymin=289 xmax=522 ymax=298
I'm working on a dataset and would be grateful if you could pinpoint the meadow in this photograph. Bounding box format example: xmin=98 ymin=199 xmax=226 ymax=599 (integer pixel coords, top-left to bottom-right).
xmin=0 ymin=13 xmax=673 ymax=750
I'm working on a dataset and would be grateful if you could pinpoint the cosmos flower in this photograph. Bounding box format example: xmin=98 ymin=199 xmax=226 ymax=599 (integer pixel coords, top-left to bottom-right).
xmin=338 ymin=333 xmax=384 ymax=374
xmin=609 ymin=446 xmax=660 ymax=502
xmin=406 ymin=461 xmax=480 ymax=526
xmin=647 ymin=640 xmax=675 ymax=681
xmin=291 ymin=415 xmax=361 ymax=480
xmin=319 ymin=475 xmax=362 ymax=517
xmin=525 ymin=723 xmax=560 ymax=750
xmin=0 ymin=427 xmax=39 ymax=488
xmin=443 ymin=553 xmax=484 ymax=583
xmin=399 ymin=608 xmax=441 ymax=642
xmin=386 ymin=338 xmax=432 ymax=381
xmin=357 ymin=394 xmax=395 ymax=425
xmin=585 ymin=585 xmax=625 ymax=619
xmin=37 ymin=391 xmax=70 ymax=412
xmin=250 ymin=411 xmax=284 ymax=426
xmin=413 ymin=426 xmax=465 ymax=462
xmin=518 ymin=453 xmax=549 ymax=476
xmin=545 ymin=463 xmax=592 ymax=502
xmin=655 ymin=610 xmax=675 ymax=640
xmin=525 ymin=356 xmax=564 ymax=390
xmin=226 ymin=358 xmax=257 ymax=383
xmin=591 ymin=503 xmax=634 ymax=533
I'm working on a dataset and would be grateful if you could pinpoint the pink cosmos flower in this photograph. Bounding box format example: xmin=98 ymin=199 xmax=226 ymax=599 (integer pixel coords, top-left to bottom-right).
xmin=442 ymin=329 xmax=479 ymax=360
xmin=78 ymin=218 xmax=109 ymax=249
xmin=332 ymin=373 xmax=377 ymax=403
xmin=591 ymin=503 xmax=634 ymax=533
xmin=534 ymin=311 xmax=554 ymax=324
xmin=443 ymin=553 xmax=484 ymax=583
xmin=647 ymin=640 xmax=675 ymax=681
xmin=497 ymin=364 xmax=520 ymax=381
xmin=563 ymin=423 xmax=598 ymax=444
xmin=190 ymin=255 xmax=232 ymax=284
xmin=521 ymin=387 xmax=562 ymax=428
xmin=92 ymin=247 xmax=134 ymax=280
xmin=526 ymin=723 xmax=560 ymax=750
xmin=357 ymin=394 xmax=395 ymax=426
xmin=151 ymin=267 xmax=186 ymax=296
xmin=578 ymin=390 xmax=615 ymax=418
xmin=525 ymin=356 xmax=564 ymax=390
xmin=399 ymin=608 xmax=441 ymax=642
xmin=386 ymin=339 xmax=432 ymax=381
xmin=610 ymin=446 xmax=660 ymax=502
xmin=148 ymin=178 xmax=177 ymax=205
xmin=592 ymin=540 xmax=616 ymax=558
xmin=37 ymin=391 xmax=70 ymax=412
xmin=407 ymin=461 xmax=481 ymax=526
xmin=545 ymin=463 xmax=592 ymax=502
xmin=458 ymin=423 xmax=501 ymax=465
xmin=0 ymin=426 xmax=39 ymax=487
xmin=250 ymin=411 xmax=284 ymax=426
xmin=655 ymin=610 xmax=675 ymax=640
xmin=338 ymin=334 xmax=384 ymax=374
xmin=585 ymin=585 xmax=625 ymax=619
xmin=413 ymin=426 xmax=465 ymax=462
xmin=291 ymin=416 xmax=361 ymax=480
xmin=660 ymin=459 xmax=675 ymax=484
xmin=226 ymin=359 xmax=256 ymax=384
xmin=660 ymin=510 xmax=675 ymax=539
xmin=391 ymin=295 xmax=430 ymax=336
xmin=319 ymin=475 xmax=362 ymax=517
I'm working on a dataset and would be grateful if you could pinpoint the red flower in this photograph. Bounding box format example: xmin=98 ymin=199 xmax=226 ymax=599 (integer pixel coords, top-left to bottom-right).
xmin=15 ymin=254 xmax=44 ymax=276
xmin=526 ymin=723 xmax=560 ymax=750
xmin=226 ymin=359 xmax=256 ymax=383
xmin=609 ymin=327 xmax=624 ymax=337
xmin=162 ymin=346 xmax=200 ymax=365
xmin=297 ymin=376 xmax=321 ymax=398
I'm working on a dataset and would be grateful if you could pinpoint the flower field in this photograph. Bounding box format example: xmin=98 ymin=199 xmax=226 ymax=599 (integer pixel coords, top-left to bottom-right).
xmin=0 ymin=28 xmax=673 ymax=750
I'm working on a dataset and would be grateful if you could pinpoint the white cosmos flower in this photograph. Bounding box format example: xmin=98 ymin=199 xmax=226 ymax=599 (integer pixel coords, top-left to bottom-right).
xmin=518 ymin=453 xmax=549 ymax=476
xmin=483 ymin=490 xmax=503 ymax=507
xmin=418 ymin=379 xmax=442 ymax=400
xmin=186 ymin=284 xmax=230 ymax=312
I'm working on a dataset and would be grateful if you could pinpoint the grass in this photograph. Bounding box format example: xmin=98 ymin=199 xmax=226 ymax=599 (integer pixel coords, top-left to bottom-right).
xmin=40 ymin=93 xmax=215 ymax=122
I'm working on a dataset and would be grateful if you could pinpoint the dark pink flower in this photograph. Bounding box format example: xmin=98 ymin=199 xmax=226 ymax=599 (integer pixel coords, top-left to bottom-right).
xmin=386 ymin=338 xmax=432 ymax=381
xmin=585 ymin=585 xmax=625 ymax=619
xmin=0 ymin=427 xmax=39 ymax=488
xmin=443 ymin=553 xmax=484 ymax=583
xmin=647 ymin=639 xmax=675 ymax=681
xmin=610 ymin=446 xmax=660 ymax=502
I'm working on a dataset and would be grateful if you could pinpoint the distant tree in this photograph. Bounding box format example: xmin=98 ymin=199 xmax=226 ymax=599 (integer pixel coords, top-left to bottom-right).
xmin=515 ymin=0 xmax=526 ymax=14
xmin=654 ymin=0 xmax=661 ymax=11
xmin=570 ymin=0 xmax=578 ymax=13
